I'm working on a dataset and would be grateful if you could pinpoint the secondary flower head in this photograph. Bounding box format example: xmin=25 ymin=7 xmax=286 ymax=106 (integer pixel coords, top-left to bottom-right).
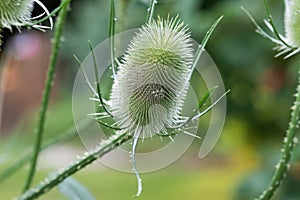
xmin=285 ymin=0 xmax=300 ymax=47
xmin=0 ymin=0 xmax=52 ymax=30
xmin=244 ymin=0 xmax=300 ymax=58
xmin=110 ymin=16 xmax=194 ymax=135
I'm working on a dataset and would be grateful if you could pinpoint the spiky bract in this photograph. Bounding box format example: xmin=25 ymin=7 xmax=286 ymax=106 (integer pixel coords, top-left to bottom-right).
xmin=110 ymin=17 xmax=194 ymax=136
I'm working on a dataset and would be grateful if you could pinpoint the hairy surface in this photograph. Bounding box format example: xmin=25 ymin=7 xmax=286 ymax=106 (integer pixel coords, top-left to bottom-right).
xmin=285 ymin=0 xmax=300 ymax=47
xmin=0 ymin=0 xmax=53 ymax=47
xmin=0 ymin=0 xmax=34 ymax=29
xmin=110 ymin=17 xmax=194 ymax=135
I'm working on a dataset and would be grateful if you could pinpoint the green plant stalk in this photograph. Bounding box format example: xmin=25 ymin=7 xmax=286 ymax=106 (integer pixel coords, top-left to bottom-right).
xmin=256 ymin=68 xmax=300 ymax=200
xmin=0 ymin=120 xmax=91 ymax=183
xmin=18 ymin=132 xmax=132 ymax=200
xmin=109 ymin=0 xmax=116 ymax=77
xmin=22 ymin=1 xmax=71 ymax=191
xmin=146 ymin=0 xmax=156 ymax=23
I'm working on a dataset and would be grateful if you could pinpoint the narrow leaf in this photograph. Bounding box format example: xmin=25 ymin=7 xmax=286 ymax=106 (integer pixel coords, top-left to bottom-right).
xmin=190 ymin=16 xmax=223 ymax=74
xmin=58 ymin=177 xmax=96 ymax=200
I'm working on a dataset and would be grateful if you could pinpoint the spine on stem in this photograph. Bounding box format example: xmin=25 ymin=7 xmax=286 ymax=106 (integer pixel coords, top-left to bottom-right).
xmin=256 ymin=68 xmax=300 ymax=200
xmin=22 ymin=1 xmax=69 ymax=191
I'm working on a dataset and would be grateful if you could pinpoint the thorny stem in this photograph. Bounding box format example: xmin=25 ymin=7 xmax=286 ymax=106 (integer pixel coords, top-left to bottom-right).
xmin=23 ymin=1 xmax=70 ymax=191
xmin=256 ymin=68 xmax=300 ymax=200
xmin=18 ymin=132 xmax=132 ymax=200
xmin=0 ymin=120 xmax=91 ymax=183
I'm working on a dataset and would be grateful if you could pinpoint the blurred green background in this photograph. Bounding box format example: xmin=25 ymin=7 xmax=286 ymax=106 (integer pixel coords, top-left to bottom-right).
xmin=1 ymin=0 xmax=300 ymax=199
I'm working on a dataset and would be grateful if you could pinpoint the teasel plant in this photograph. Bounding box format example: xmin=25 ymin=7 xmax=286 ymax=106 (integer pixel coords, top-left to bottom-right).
xmin=83 ymin=14 xmax=227 ymax=197
xmin=0 ymin=0 xmax=228 ymax=199
xmin=244 ymin=0 xmax=300 ymax=199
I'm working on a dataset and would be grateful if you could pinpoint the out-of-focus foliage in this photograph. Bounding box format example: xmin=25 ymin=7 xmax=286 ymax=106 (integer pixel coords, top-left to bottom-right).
xmin=234 ymin=145 xmax=300 ymax=200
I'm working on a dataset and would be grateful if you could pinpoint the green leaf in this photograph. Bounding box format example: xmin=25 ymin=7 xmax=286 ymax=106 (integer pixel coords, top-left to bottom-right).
xmin=109 ymin=0 xmax=116 ymax=77
xmin=191 ymin=15 xmax=223 ymax=73
xmin=58 ymin=177 xmax=96 ymax=200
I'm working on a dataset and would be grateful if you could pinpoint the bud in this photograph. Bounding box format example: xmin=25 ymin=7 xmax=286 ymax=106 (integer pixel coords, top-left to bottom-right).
xmin=285 ymin=0 xmax=300 ymax=47
xmin=110 ymin=17 xmax=194 ymax=134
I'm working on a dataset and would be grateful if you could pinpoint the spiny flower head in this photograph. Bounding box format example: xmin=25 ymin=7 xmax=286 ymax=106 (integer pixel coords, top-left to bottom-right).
xmin=84 ymin=15 xmax=223 ymax=198
xmin=0 ymin=0 xmax=35 ymax=29
xmin=285 ymin=0 xmax=300 ymax=47
xmin=110 ymin=16 xmax=194 ymax=135
xmin=0 ymin=0 xmax=52 ymax=45
xmin=0 ymin=0 xmax=53 ymax=47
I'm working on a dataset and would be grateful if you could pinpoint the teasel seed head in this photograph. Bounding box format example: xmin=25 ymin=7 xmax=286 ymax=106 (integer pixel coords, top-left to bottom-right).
xmin=285 ymin=0 xmax=300 ymax=47
xmin=0 ymin=0 xmax=35 ymax=30
xmin=110 ymin=16 xmax=194 ymax=135
xmin=0 ymin=0 xmax=53 ymax=46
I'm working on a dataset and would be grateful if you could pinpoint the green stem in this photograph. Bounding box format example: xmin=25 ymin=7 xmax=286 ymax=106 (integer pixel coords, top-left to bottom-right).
xmin=18 ymin=132 xmax=132 ymax=200
xmin=22 ymin=1 xmax=70 ymax=192
xmin=256 ymin=68 xmax=300 ymax=200
xmin=146 ymin=0 xmax=157 ymax=24
xmin=109 ymin=0 xmax=116 ymax=77
xmin=0 ymin=120 xmax=91 ymax=183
